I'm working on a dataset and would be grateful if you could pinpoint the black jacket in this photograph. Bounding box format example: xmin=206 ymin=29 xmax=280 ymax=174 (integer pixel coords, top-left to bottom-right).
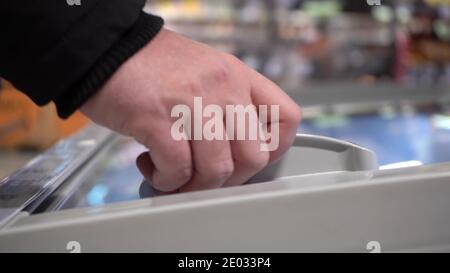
xmin=0 ymin=0 xmax=163 ymax=118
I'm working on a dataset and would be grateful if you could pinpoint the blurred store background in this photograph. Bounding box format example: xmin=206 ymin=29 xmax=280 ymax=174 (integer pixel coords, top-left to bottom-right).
xmin=1 ymin=0 xmax=450 ymax=180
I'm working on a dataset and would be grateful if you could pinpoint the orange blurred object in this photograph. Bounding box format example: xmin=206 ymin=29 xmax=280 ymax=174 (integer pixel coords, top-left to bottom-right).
xmin=0 ymin=80 xmax=90 ymax=150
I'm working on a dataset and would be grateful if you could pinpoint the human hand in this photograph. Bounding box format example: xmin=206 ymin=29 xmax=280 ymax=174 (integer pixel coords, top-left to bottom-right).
xmin=81 ymin=29 xmax=301 ymax=193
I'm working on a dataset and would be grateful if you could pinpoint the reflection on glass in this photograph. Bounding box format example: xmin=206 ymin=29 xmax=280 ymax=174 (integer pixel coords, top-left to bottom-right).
xmin=300 ymin=112 xmax=450 ymax=166
xmin=62 ymin=138 xmax=146 ymax=209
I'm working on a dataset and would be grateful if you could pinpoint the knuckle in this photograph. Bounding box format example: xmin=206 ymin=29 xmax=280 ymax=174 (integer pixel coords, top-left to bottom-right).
xmin=170 ymin=165 xmax=194 ymax=184
xmin=161 ymin=152 xmax=194 ymax=185
xmin=201 ymin=159 xmax=234 ymax=182
xmin=154 ymin=166 xmax=193 ymax=191
xmin=211 ymin=60 xmax=231 ymax=83
xmin=181 ymin=78 xmax=204 ymax=96
xmin=223 ymin=53 xmax=241 ymax=65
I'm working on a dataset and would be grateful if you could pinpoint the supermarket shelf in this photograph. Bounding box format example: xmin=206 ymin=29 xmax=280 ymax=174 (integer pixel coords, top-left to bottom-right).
xmin=287 ymin=81 xmax=450 ymax=117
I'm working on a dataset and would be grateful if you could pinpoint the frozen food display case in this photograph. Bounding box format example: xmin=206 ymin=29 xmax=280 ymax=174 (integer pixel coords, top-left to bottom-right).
xmin=1 ymin=124 xmax=450 ymax=253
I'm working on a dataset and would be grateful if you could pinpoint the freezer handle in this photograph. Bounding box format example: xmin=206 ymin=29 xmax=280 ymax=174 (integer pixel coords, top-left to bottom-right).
xmin=249 ymin=134 xmax=379 ymax=183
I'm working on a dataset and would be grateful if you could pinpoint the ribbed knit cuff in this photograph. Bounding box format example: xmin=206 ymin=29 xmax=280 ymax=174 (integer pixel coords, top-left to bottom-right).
xmin=55 ymin=12 xmax=164 ymax=118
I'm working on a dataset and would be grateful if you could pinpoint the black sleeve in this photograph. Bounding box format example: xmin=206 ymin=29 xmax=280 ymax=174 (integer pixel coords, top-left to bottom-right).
xmin=0 ymin=0 xmax=164 ymax=118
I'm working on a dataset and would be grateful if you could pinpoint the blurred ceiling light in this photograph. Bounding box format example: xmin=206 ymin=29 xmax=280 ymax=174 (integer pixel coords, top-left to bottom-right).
xmin=372 ymin=5 xmax=394 ymax=23
xmin=303 ymin=0 xmax=341 ymax=18
xmin=434 ymin=20 xmax=450 ymax=41
xmin=396 ymin=5 xmax=412 ymax=24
